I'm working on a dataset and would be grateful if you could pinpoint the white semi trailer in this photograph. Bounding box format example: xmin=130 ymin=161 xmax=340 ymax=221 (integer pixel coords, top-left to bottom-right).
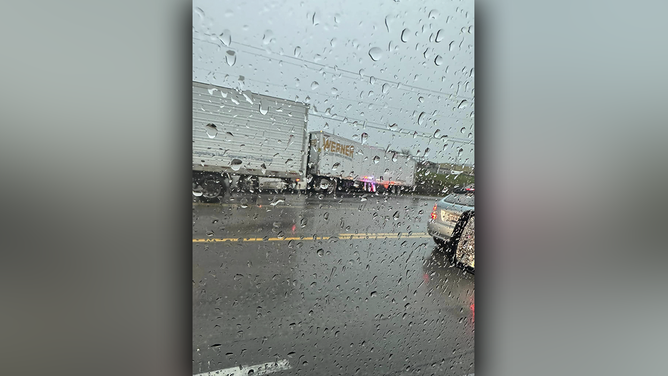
xmin=192 ymin=81 xmax=309 ymax=199
xmin=306 ymin=131 xmax=416 ymax=194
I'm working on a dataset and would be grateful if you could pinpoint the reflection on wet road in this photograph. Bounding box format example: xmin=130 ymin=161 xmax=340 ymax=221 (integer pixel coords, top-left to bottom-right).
xmin=193 ymin=193 xmax=474 ymax=376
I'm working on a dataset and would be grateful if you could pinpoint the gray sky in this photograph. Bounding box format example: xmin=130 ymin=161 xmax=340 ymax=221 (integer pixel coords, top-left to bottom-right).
xmin=193 ymin=0 xmax=474 ymax=165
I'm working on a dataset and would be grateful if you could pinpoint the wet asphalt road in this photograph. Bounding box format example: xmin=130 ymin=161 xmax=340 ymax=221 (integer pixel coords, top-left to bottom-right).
xmin=192 ymin=192 xmax=475 ymax=376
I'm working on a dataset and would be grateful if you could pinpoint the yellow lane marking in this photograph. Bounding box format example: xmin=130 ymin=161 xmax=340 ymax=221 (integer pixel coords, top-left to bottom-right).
xmin=192 ymin=232 xmax=429 ymax=243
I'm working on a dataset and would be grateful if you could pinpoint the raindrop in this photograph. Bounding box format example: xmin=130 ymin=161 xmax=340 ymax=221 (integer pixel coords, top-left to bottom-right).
xmin=311 ymin=81 xmax=319 ymax=90
xmin=294 ymin=46 xmax=302 ymax=57
xmin=424 ymin=148 xmax=430 ymax=157
xmin=219 ymin=30 xmax=231 ymax=46
xmin=207 ymin=87 xmax=217 ymax=95
xmin=262 ymin=30 xmax=273 ymax=45
xmin=384 ymin=16 xmax=391 ymax=33
xmin=331 ymin=87 xmax=338 ymax=95
xmin=259 ymin=103 xmax=268 ymax=115
xmin=460 ymin=127 xmax=466 ymax=134
xmin=392 ymin=153 xmax=398 ymax=162
xmin=400 ymin=28 xmax=410 ymax=43
xmin=316 ymin=249 xmax=324 ymax=257
xmin=334 ymin=13 xmax=341 ymax=23
xmin=324 ymin=212 xmax=330 ymax=220
xmin=260 ymin=163 xmax=267 ymax=174
xmin=368 ymin=47 xmax=383 ymax=61
xmin=434 ymin=55 xmax=444 ymax=66
xmin=388 ymin=123 xmax=397 ymax=129
xmin=449 ymin=41 xmax=455 ymax=51
xmin=393 ymin=211 xmax=400 ymax=220
xmin=418 ymin=112 xmax=426 ymax=126
xmin=312 ymin=12 xmax=320 ymax=26
xmin=332 ymin=163 xmax=340 ymax=171
xmin=428 ymin=9 xmax=440 ymax=19
xmin=370 ymin=291 xmax=377 ymax=297
xmin=413 ymin=131 xmax=418 ymax=139
xmin=230 ymin=159 xmax=243 ymax=171
xmin=239 ymin=198 xmax=248 ymax=208
xmin=192 ymin=190 xmax=203 ymax=197
xmin=418 ymin=96 xmax=424 ymax=103
xmin=382 ymin=83 xmax=389 ymax=94
xmin=361 ymin=132 xmax=368 ymax=145
xmin=435 ymin=29 xmax=445 ymax=43
xmin=225 ymin=50 xmax=236 ymax=66
xmin=468 ymin=132 xmax=473 ymax=139
xmin=285 ymin=158 xmax=293 ymax=165
xmin=457 ymin=100 xmax=468 ymax=109
xmin=300 ymin=218 xmax=308 ymax=228
xmin=205 ymin=123 xmax=217 ymax=138
xmin=373 ymin=156 xmax=380 ymax=164
xmin=433 ymin=129 xmax=441 ymax=138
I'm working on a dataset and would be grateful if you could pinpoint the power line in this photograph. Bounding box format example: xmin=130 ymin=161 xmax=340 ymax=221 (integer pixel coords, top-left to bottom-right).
xmin=193 ymin=36 xmax=475 ymax=103
xmin=192 ymin=65 xmax=472 ymax=123
xmin=308 ymin=113 xmax=474 ymax=145
xmin=192 ymin=66 xmax=473 ymax=145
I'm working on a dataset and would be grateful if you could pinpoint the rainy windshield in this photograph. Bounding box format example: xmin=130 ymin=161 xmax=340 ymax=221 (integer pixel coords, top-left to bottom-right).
xmin=192 ymin=1 xmax=474 ymax=375
xmin=444 ymin=193 xmax=475 ymax=207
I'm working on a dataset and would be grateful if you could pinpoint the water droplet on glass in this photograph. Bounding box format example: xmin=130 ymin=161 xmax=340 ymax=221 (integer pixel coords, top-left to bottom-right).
xmin=428 ymin=9 xmax=440 ymax=19
xmin=373 ymin=156 xmax=380 ymax=164
xmin=324 ymin=212 xmax=330 ymax=220
xmin=312 ymin=12 xmax=320 ymax=26
xmin=300 ymin=218 xmax=308 ymax=228
xmin=460 ymin=127 xmax=466 ymax=134
xmin=392 ymin=153 xmax=398 ymax=162
xmin=332 ymin=163 xmax=340 ymax=171
xmin=393 ymin=211 xmax=400 ymax=220
xmin=207 ymin=87 xmax=218 ymax=95
xmin=370 ymin=291 xmax=377 ymax=297
xmin=418 ymin=112 xmax=426 ymax=126
xmin=380 ymin=84 xmax=390 ymax=96
xmin=192 ymin=190 xmax=203 ymax=197
xmin=311 ymin=81 xmax=319 ymax=90
xmin=368 ymin=47 xmax=383 ymax=61
xmin=294 ymin=46 xmax=301 ymax=57
xmin=433 ymin=129 xmax=441 ymax=138
xmin=424 ymin=148 xmax=430 ymax=157
xmin=357 ymin=132 xmax=368 ymax=145
xmin=262 ymin=30 xmax=273 ymax=45
xmin=225 ymin=50 xmax=236 ymax=66
xmin=457 ymin=100 xmax=468 ymax=109
xmin=259 ymin=103 xmax=268 ymax=115
xmin=388 ymin=123 xmax=397 ymax=130
xmin=434 ymin=55 xmax=444 ymax=66
xmin=400 ymin=28 xmax=410 ymax=43
xmin=260 ymin=163 xmax=267 ymax=174
xmin=413 ymin=131 xmax=418 ymax=139
xmin=219 ymin=30 xmax=231 ymax=46
xmin=205 ymin=123 xmax=217 ymax=138
xmin=331 ymin=87 xmax=338 ymax=95
xmin=449 ymin=41 xmax=455 ymax=51
xmin=468 ymin=132 xmax=473 ymax=139
xmin=316 ymin=249 xmax=324 ymax=257
xmin=435 ymin=29 xmax=445 ymax=43
xmin=230 ymin=159 xmax=243 ymax=171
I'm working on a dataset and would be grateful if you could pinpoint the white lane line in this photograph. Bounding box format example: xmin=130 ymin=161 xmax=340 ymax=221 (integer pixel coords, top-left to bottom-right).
xmin=194 ymin=359 xmax=291 ymax=376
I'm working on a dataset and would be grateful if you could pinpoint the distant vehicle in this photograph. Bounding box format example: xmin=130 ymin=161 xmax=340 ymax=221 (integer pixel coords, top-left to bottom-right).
xmin=192 ymin=81 xmax=309 ymax=199
xmin=307 ymin=131 xmax=416 ymax=194
xmin=192 ymin=82 xmax=416 ymax=199
xmin=427 ymin=186 xmax=475 ymax=270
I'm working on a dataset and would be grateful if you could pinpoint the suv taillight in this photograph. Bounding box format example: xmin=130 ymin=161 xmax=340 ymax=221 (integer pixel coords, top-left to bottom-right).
xmin=430 ymin=204 xmax=437 ymax=219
